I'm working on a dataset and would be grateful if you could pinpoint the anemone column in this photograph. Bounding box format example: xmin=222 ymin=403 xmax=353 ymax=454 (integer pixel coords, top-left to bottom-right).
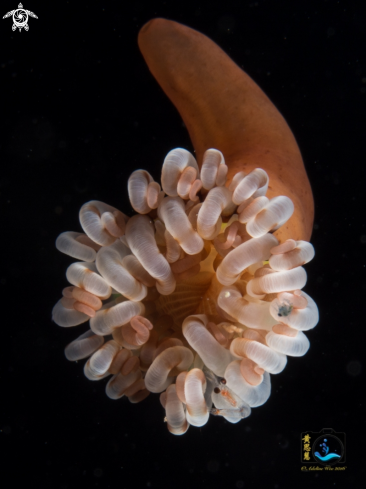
xmin=138 ymin=18 xmax=314 ymax=242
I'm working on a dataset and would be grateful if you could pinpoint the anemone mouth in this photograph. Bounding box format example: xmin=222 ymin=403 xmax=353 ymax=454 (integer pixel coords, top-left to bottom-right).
xmin=53 ymin=147 xmax=318 ymax=435
xmin=156 ymin=271 xmax=214 ymax=328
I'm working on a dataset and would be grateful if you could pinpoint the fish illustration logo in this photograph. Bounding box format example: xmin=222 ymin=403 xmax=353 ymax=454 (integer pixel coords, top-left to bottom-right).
xmin=3 ymin=3 xmax=38 ymax=31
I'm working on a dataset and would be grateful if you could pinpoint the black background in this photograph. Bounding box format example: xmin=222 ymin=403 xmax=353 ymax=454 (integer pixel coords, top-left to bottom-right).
xmin=1 ymin=1 xmax=365 ymax=488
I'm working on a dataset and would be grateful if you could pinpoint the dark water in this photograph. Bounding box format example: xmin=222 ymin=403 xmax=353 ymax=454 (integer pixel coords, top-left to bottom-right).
xmin=1 ymin=1 xmax=364 ymax=488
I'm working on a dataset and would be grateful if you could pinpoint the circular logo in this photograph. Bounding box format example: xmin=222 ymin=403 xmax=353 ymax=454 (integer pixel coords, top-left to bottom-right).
xmin=13 ymin=8 xmax=28 ymax=28
xmin=312 ymin=434 xmax=344 ymax=466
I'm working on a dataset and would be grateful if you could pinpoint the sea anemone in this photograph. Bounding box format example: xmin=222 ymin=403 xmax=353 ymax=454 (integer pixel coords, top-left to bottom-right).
xmin=52 ymin=147 xmax=318 ymax=435
xmin=52 ymin=17 xmax=318 ymax=435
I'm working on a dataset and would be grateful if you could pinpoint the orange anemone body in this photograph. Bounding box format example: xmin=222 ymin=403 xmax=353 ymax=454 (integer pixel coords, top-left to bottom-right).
xmin=138 ymin=18 xmax=314 ymax=242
